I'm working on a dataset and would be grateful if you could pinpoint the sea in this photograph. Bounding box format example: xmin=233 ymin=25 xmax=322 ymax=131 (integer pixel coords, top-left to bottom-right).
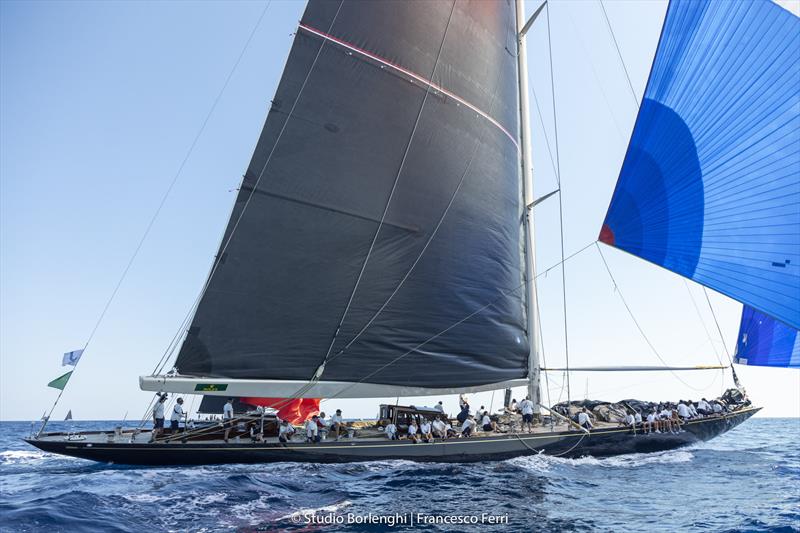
xmin=0 ymin=418 xmax=798 ymax=533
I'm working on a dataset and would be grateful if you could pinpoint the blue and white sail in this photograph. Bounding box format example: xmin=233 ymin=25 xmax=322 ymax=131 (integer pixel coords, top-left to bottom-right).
xmin=599 ymin=0 xmax=800 ymax=330
xmin=735 ymin=306 xmax=799 ymax=368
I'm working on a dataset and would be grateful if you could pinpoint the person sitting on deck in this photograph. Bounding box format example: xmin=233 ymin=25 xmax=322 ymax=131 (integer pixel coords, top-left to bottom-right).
xmin=670 ymin=406 xmax=683 ymax=433
xmin=461 ymin=415 xmax=476 ymax=437
xmin=278 ymin=419 xmax=295 ymax=443
xmin=432 ymin=417 xmax=447 ymax=439
xmin=622 ymin=411 xmax=636 ymax=435
xmin=697 ymin=398 xmax=712 ymax=416
xmin=444 ymin=420 xmax=456 ymax=438
xmin=519 ymin=396 xmax=535 ymax=432
xmin=634 ymin=410 xmax=642 ymax=426
xmin=509 ymin=398 xmax=519 ymax=413
xmin=712 ymin=401 xmax=724 ymax=414
xmin=687 ymin=400 xmax=699 ymax=418
xmin=434 ymin=401 xmax=444 ymax=414
xmin=330 ymin=409 xmax=344 ymax=441
xmin=476 ymin=405 xmax=486 ymax=420
xmin=385 ymin=421 xmax=398 ymax=440
xmin=644 ymin=410 xmax=657 ymax=434
xmin=317 ymin=412 xmax=329 ymax=440
xmin=306 ymin=415 xmax=320 ymax=443
xmin=481 ymin=413 xmax=498 ymax=433
xmin=170 ymin=397 xmax=185 ymax=433
xmin=223 ymin=397 xmax=235 ymax=443
xmin=577 ymin=407 xmax=593 ymax=430
xmin=407 ymin=419 xmax=420 ymax=443
xmin=677 ymin=401 xmax=692 ymax=421
xmin=659 ymin=404 xmax=672 ymax=433
xmin=420 ymin=419 xmax=433 ymax=442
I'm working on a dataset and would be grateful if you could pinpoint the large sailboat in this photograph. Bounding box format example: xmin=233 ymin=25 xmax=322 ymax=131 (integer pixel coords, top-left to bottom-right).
xmin=27 ymin=0 xmax=797 ymax=465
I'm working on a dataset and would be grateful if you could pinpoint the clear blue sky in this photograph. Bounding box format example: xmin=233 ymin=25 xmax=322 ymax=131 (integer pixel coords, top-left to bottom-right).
xmin=2 ymin=0 xmax=797 ymax=421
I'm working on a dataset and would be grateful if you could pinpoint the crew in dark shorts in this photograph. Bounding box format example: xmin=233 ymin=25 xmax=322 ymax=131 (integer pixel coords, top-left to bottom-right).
xmin=518 ymin=396 xmax=535 ymax=432
xmin=151 ymin=393 xmax=167 ymax=441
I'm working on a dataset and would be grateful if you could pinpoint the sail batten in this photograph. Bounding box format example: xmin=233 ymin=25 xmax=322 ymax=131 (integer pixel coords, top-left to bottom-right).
xmin=170 ymin=0 xmax=529 ymax=389
xmin=600 ymin=0 xmax=800 ymax=330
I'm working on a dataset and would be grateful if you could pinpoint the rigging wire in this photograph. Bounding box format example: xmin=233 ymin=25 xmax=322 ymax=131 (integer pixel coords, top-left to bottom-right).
xmin=702 ymin=287 xmax=741 ymax=388
xmin=247 ymin=1 xmax=459 ymax=410
xmin=147 ymin=1 xmax=348 ymax=413
xmin=318 ymin=242 xmax=598 ymax=407
xmin=595 ymin=242 xmax=709 ymax=392
xmin=683 ymin=280 xmax=725 ymax=368
xmin=38 ymin=0 xmax=275 ymax=434
xmin=597 ymin=0 xmax=640 ymax=108
xmin=545 ymin=2 xmax=571 ymax=405
xmin=326 ymin=58 xmax=499 ymax=368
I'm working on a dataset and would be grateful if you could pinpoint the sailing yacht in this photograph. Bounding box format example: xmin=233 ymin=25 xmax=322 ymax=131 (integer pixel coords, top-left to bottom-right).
xmin=27 ymin=0 xmax=796 ymax=465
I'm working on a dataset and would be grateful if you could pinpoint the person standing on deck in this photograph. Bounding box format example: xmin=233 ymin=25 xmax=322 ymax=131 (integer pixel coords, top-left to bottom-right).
xmin=151 ymin=393 xmax=167 ymax=441
xmin=434 ymin=401 xmax=444 ymax=414
xmin=223 ymin=398 xmax=235 ymax=443
xmin=518 ymin=396 xmax=535 ymax=432
xmin=170 ymin=397 xmax=185 ymax=433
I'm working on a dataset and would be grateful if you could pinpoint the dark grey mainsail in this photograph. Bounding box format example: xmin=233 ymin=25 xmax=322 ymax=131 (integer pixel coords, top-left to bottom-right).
xmin=173 ymin=0 xmax=527 ymax=391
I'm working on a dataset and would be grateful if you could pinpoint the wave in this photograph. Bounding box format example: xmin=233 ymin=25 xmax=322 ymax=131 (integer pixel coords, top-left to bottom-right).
xmin=508 ymin=448 xmax=694 ymax=472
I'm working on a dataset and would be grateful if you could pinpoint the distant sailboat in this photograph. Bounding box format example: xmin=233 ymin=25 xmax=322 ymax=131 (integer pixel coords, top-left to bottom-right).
xmin=28 ymin=0 xmax=795 ymax=465
xmin=64 ymin=410 xmax=73 ymax=421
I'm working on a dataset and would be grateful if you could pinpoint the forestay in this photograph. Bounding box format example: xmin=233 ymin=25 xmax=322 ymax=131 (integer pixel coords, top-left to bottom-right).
xmin=599 ymin=0 xmax=800 ymax=330
xmin=169 ymin=0 xmax=528 ymax=391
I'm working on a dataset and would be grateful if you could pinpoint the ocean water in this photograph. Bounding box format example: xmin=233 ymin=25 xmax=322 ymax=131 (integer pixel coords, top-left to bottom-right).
xmin=0 ymin=418 xmax=798 ymax=532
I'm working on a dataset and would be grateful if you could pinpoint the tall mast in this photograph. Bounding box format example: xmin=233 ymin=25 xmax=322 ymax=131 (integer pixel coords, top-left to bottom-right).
xmin=516 ymin=0 xmax=542 ymax=413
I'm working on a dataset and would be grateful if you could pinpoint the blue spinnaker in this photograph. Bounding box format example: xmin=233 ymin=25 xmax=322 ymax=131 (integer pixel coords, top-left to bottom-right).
xmin=735 ymin=306 xmax=799 ymax=368
xmin=600 ymin=0 xmax=800 ymax=330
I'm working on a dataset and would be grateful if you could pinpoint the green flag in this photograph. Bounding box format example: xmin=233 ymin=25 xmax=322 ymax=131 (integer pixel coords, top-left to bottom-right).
xmin=47 ymin=371 xmax=73 ymax=390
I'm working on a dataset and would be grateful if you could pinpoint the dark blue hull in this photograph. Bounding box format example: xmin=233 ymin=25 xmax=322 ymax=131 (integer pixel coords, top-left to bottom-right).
xmin=26 ymin=408 xmax=759 ymax=466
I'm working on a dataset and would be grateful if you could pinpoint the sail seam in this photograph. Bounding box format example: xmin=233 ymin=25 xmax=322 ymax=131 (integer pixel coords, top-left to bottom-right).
xmin=297 ymin=23 xmax=519 ymax=151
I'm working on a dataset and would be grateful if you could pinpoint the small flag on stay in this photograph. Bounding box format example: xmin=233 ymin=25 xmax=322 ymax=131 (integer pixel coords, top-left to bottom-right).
xmin=62 ymin=349 xmax=83 ymax=366
xmin=47 ymin=371 xmax=73 ymax=391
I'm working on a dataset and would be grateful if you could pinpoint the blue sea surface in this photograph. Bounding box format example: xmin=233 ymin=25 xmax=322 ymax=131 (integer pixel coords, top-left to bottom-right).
xmin=0 ymin=418 xmax=798 ymax=532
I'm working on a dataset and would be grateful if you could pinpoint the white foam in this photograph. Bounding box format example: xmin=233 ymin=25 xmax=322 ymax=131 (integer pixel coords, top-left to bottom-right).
xmin=0 ymin=450 xmax=48 ymax=464
xmin=509 ymin=449 xmax=694 ymax=472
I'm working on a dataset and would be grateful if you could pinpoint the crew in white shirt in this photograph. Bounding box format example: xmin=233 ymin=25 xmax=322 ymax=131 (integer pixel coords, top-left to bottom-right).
xmin=152 ymin=394 xmax=167 ymax=440
xmin=644 ymin=411 xmax=658 ymax=434
xmin=432 ymin=417 xmax=447 ymax=439
xmin=330 ymin=409 xmax=344 ymax=440
xmin=420 ymin=420 xmax=433 ymax=442
xmin=434 ymin=401 xmax=445 ymax=414
xmin=385 ymin=422 xmax=398 ymax=440
xmin=461 ymin=415 xmax=476 ymax=437
xmin=278 ymin=420 xmax=295 ymax=443
xmin=223 ymin=397 xmax=235 ymax=443
xmin=577 ymin=408 xmax=593 ymax=430
xmin=170 ymin=397 xmax=185 ymax=432
xmin=634 ymin=411 xmax=643 ymax=424
xmin=481 ymin=414 xmax=497 ymax=432
xmin=677 ymin=401 xmax=691 ymax=420
xmin=305 ymin=415 xmax=320 ymax=443
xmin=519 ymin=396 xmax=535 ymax=432
xmin=407 ymin=420 xmax=419 ymax=443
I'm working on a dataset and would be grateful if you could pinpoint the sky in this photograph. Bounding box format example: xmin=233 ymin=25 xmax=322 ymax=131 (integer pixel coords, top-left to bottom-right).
xmin=1 ymin=0 xmax=798 ymax=421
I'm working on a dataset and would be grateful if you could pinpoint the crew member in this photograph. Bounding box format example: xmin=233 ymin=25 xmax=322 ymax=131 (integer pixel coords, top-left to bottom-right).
xmin=306 ymin=415 xmax=320 ymax=443
xmin=577 ymin=407 xmax=593 ymax=430
xmin=223 ymin=397 xmax=235 ymax=443
xmin=152 ymin=393 xmax=167 ymax=440
xmin=278 ymin=419 xmax=295 ymax=443
xmin=385 ymin=421 xmax=398 ymax=440
xmin=519 ymin=396 xmax=535 ymax=432
xmin=170 ymin=397 xmax=185 ymax=433
xmin=330 ymin=409 xmax=344 ymax=440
